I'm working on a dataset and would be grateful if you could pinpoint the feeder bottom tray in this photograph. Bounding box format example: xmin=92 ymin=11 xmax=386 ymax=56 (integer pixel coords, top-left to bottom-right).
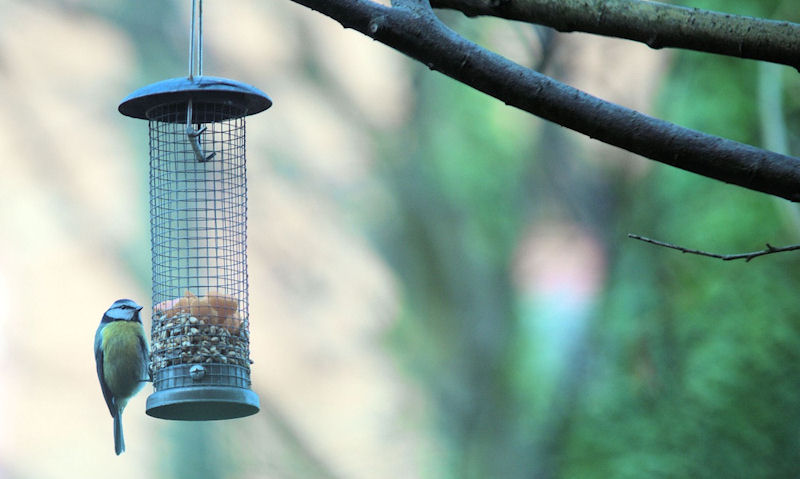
xmin=147 ymin=382 xmax=260 ymax=421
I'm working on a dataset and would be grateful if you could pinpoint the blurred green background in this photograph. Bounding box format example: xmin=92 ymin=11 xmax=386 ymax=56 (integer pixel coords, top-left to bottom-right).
xmin=1 ymin=0 xmax=800 ymax=478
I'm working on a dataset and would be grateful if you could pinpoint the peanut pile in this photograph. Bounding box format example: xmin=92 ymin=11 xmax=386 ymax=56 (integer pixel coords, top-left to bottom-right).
xmin=150 ymin=290 xmax=251 ymax=374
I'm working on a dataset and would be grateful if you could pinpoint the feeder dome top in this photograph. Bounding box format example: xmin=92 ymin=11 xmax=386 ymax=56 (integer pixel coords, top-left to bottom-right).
xmin=119 ymin=75 xmax=272 ymax=121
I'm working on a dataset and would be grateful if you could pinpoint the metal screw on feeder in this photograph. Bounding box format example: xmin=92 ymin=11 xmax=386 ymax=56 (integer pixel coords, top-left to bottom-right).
xmin=118 ymin=0 xmax=271 ymax=420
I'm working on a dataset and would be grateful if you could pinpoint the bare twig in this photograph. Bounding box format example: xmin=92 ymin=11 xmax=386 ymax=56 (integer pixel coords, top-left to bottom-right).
xmin=628 ymin=234 xmax=800 ymax=262
xmin=430 ymin=0 xmax=800 ymax=70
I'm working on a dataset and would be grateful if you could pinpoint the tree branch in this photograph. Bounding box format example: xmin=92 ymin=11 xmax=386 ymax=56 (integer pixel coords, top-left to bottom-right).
xmin=287 ymin=0 xmax=800 ymax=202
xmin=628 ymin=234 xmax=800 ymax=262
xmin=429 ymin=0 xmax=800 ymax=70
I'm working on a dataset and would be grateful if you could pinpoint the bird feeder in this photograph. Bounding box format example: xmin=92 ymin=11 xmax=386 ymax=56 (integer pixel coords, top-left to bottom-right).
xmin=118 ymin=0 xmax=271 ymax=420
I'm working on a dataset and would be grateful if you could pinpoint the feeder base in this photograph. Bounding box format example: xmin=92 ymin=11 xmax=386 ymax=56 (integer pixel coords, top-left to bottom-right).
xmin=146 ymin=386 xmax=260 ymax=420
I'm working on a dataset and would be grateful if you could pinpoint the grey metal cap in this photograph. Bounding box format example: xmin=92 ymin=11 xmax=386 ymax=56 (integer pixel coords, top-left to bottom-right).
xmin=119 ymin=75 xmax=272 ymax=121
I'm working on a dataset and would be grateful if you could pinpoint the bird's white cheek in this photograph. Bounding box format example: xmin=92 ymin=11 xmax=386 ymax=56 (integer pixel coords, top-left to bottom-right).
xmin=106 ymin=309 xmax=133 ymax=321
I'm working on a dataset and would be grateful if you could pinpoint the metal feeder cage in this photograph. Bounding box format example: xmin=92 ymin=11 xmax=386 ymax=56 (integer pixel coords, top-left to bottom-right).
xmin=119 ymin=76 xmax=271 ymax=420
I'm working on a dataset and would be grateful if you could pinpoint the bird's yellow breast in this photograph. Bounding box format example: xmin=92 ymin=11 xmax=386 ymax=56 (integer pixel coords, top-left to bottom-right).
xmin=101 ymin=321 xmax=147 ymax=399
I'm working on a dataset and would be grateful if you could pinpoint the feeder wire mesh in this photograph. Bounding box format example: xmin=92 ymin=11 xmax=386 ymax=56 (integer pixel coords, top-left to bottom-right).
xmin=148 ymin=100 xmax=252 ymax=393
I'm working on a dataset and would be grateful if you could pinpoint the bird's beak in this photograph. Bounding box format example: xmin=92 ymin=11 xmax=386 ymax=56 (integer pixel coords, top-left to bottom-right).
xmin=136 ymin=305 xmax=144 ymax=312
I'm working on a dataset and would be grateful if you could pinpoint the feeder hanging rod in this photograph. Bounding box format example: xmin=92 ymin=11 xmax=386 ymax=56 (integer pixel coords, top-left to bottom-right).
xmin=189 ymin=0 xmax=204 ymax=79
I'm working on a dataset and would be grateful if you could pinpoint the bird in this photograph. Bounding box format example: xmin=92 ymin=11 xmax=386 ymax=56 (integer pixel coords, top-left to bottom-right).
xmin=94 ymin=299 xmax=149 ymax=455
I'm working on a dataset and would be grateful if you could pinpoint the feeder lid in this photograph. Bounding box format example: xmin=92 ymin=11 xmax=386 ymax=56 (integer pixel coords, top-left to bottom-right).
xmin=119 ymin=75 xmax=272 ymax=120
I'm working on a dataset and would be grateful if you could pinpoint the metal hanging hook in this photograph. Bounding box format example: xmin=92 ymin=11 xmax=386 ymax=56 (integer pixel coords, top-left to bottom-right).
xmin=187 ymin=98 xmax=215 ymax=163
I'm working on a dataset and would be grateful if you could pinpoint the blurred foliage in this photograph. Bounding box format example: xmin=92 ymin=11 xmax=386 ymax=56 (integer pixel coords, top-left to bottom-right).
xmin=80 ymin=1 xmax=185 ymax=76
xmin=380 ymin=1 xmax=800 ymax=478
xmin=565 ymin=1 xmax=800 ymax=478
xmin=380 ymin=65 xmax=525 ymax=477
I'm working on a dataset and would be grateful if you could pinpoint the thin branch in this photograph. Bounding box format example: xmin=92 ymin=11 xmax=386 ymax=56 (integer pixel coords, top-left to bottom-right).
xmin=286 ymin=0 xmax=800 ymax=202
xmin=429 ymin=0 xmax=800 ymax=70
xmin=627 ymin=234 xmax=800 ymax=262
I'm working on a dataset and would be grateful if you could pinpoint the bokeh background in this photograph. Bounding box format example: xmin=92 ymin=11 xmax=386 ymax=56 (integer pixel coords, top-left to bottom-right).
xmin=2 ymin=0 xmax=800 ymax=478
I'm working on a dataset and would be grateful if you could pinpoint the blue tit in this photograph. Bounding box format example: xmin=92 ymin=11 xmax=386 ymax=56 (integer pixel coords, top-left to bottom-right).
xmin=94 ymin=299 xmax=149 ymax=455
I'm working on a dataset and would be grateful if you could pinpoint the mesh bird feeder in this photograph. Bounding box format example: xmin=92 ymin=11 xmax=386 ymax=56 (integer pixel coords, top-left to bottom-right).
xmin=118 ymin=0 xmax=271 ymax=420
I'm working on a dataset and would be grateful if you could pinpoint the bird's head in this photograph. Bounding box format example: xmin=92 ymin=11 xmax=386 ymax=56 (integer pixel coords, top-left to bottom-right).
xmin=103 ymin=299 xmax=144 ymax=323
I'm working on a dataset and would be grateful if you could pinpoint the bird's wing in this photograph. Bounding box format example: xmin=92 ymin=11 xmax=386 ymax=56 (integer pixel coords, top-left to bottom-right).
xmin=94 ymin=331 xmax=117 ymax=417
xmin=138 ymin=333 xmax=150 ymax=382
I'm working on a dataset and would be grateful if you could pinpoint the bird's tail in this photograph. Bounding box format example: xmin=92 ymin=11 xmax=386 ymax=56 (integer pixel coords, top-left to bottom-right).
xmin=114 ymin=409 xmax=125 ymax=455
